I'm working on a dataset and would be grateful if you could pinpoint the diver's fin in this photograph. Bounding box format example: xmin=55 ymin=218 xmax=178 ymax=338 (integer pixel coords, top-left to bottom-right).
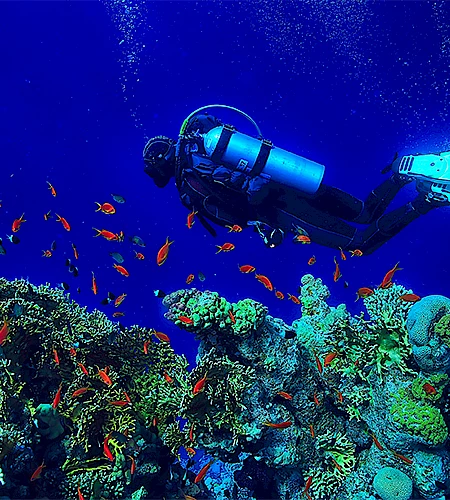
xmin=196 ymin=213 xmax=217 ymax=237
xmin=381 ymin=152 xmax=398 ymax=174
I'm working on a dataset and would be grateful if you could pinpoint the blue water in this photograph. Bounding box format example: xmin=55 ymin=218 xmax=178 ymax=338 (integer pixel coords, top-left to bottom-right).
xmin=1 ymin=1 xmax=450 ymax=497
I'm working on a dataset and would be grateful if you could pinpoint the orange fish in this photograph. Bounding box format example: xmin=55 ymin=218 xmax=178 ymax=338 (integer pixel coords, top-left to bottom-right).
xmin=392 ymin=451 xmax=413 ymax=465
xmin=103 ymin=433 xmax=114 ymax=461
xmin=335 ymin=389 xmax=344 ymax=403
xmin=52 ymin=385 xmax=62 ymax=409
xmin=123 ymin=391 xmax=131 ymax=403
xmin=228 ymin=310 xmax=236 ymax=324
xmin=134 ymin=251 xmax=145 ymax=260
xmin=12 ymin=213 xmax=26 ymax=232
xmin=313 ymin=392 xmax=320 ymax=406
xmin=98 ymin=367 xmax=113 ymax=386
xmin=186 ymin=274 xmax=195 ymax=284
xmin=312 ymin=350 xmax=323 ymax=374
xmin=53 ymin=348 xmax=60 ymax=366
xmin=323 ymin=352 xmax=338 ymax=367
xmin=109 ymin=400 xmax=130 ymax=407
xmin=43 ymin=210 xmax=52 ymax=221
xmin=112 ymin=311 xmax=125 ymax=317
xmin=277 ymin=391 xmax=293 ymax=400
xmin=331 ymin=458 xmax=342 ymax=472
xmin=47 ymin=181 xmax=57 ymax=197
xmin=30 ymin=460 xmax=46 ymax=481
xmin=309 ymin=424 xmax=315 ymax=438
xmin=371 ymin=433 xmax=384 ymax=451
xmin=293 ymin=234 xmax=311 ymax=244
xmin=55 ymin=214 xmax=71 ymax=231
xmin=194 ymin=459 xmax=215 ymax=484
xmin=92 ymin=227 xmax=118 ymax=240
xmin=215 ymin=242 xmax=235 ymax=253
xmin=263 ymin=421 xmax=292 ymax=429
xmin=238 ymin=264 xmax=256 ymax=273
xmin=338 ymin=247 xmax=347 ymax=261
xmin=333 ymin=256 xmax=342 ymax=282
xmin=355 ymin=287 xmax=374 ymax=301
xmin=189 ymin=423 xmax=195 ymax=442
xmin=113 ymin=264 xmax=130 ymax=277
xmin=423 ymin=382 xmax=437 ymax=395
xmin=69 ymin=347 xmax=77 ymax=357
xmin=287 ymin=293 xmax=301 ymax=304
xmin=95 ymin=202 xmax=116 ymax=214
xmin=193 ymin=374 xmax=208 ymax=394
xmin=226 ymin=224 xmax=243 ymax=233
xmin=163 ymin=371 xmax=174 ymax=383
xmin=255 ymin=274 xmax=273 ymax=291
xmin=183 ymin=494 xmax=197 ymax=500
xmin=275 ymin=290 xmax=285 ymax=300
xmin=178 ymin=315 xmax=194 ymax=325
xmin=77 ymin=362 xmax=89 ymax=376
xmin=127 ymin=455 xmax=136 ymax=475
xmin=399 ymin=293 xmax=420 ymax=303
xmin=307 ymin=256 xmax=316 ymax=266
xmin=184 ymin=447 xmax=196 ymax=456
xmin=350 ymin=249 xmax=363 ymax=257
xmin=157 ymin=237 xmax=174 ymax=265
xmin=77 ymin=484 xmax=85 ymax=500
xmin=72 ymin=387 xmax=92 ymax=398
xmin=72 ymin=243 xmax=79 ymax=260
xmin=143 ymin=340 xmax=151 ymax=354
xmin=186 ymin=209 xmax=197 ymax=229
xmin=114 ymin=293 xmax=127 ymax=307
xmin=154 ymin=331 xmax=170 ymax=342
xmin=42 ymin=250 xmax=52 ymax=258
xmin=379 ymin=262 xmax=402 ymax=289
xmin=91 ymin=272 xmax=98 ymax=295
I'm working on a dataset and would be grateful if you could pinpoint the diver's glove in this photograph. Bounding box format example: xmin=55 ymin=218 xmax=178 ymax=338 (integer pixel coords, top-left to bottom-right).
xmin=248 ymin=221 xmax=284 ymax=248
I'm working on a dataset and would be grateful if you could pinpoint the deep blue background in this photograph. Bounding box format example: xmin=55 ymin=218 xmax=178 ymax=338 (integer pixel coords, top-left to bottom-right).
xmin=1 ymin=1 xmax=449 ymax=366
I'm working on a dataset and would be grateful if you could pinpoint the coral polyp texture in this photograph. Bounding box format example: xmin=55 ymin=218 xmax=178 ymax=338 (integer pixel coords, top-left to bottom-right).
xmin=0 ymin=276 xmax=449 ymax=499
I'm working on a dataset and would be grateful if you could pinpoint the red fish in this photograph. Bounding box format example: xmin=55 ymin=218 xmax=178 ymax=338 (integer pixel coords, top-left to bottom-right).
xmin=239 ymin=264 xmax=256 ymax=273
xmin=42 ymin=250 xmax=52 ymax=258
xmin=333 ymin=256 xmax=342 ymax=282
xmin=134 ymin=251 xmax=145 ymax=260
xmin=189 ymin=423 xmax=195 ymax=442
xmin=95 ymin=202 xmax=116 ymax=214
xmin=123 ymin=391 xmax=131 ymax=403
xmin=143 ymin=340 xmax=151 ymax=354
xmin=77 ymin=484 xmax=85 ymax=500
xmin=313 ymin=392 xmax=320 ymax=406
xmin=113 ymin=264 xmax=129 ymax=277
xmin=43 ymin=210 xmax=52 ymax=221
xmin=379 ymin=262 xmax=402 ymax=289
xmin=72 ymin=243 xmax=79 ymax=260
xmin=157 ymin=237 xmax=174 ymax=265
xmin=112 ymin=312 xmax=125 ymax=318
xmin=91 ymin=272 xmax=98 ymax=295
xmin=186 ymin=274 xmax=195 ymax=284
xmin=69 ymin=347 xmax=77 ymax=357
xmin=399 ymin=293 xmax=420 ymax=303
xmin=309 ymin=424 xmax=315 ymax=438
xmin=114 ymin=293 xmax=127 ymax=307
xmin=103 ymin=433 xmax=114 ymax=461
xmin=323 ymin=352 xmax=338 ymax=367
xmin=98 ymin=367 xmax=113 ymax=386
xmin=332 ymin=458 xmax=343 ymax=472
xmin=52 ymin=385 xmax=62 ymax=409
xmin=178 ymin=316 xmax=194 ymax=325
xmin=263 ymin=421 xmax=292 ymax=429
xmin=127 ymin=455 xmax=136 ymax=475
xmin=312 ymin=350 xmax=323 ymax=374
xmin=371 ymin=433 xmax=384 ymax=451
xmin=423 ymin=382 xmax=437 ymax=395
xmin=193 ymin=374 xmax=208 ymax=394
xmin=275 ymin=290 xmax=285 ymax=300
xmin=0 ymin=319 xmax=9 ymax=346
xmin=109 ymin=400 xmax=129 ymax=407
xmin=77 ymin=362 xmax=89 ymax=376
xmin=392 ymin=450 xmax=413 ymax=464
xmin=355 ymin=287 xmax=374 ymax=301
xmin=293 ymin=234 xmax=311 ymax=244
xmin=30 ymin=460 xmax=46 ymax=481
xmin=277 ymin=391 xmax=293 ymax=400
xmin=92 ymin=228 xmax=118 ymax=240
xmin=303 ymin=475 xmax=313 ymax=494
xmin=185 ymin=447 xmax=196 ymax=456
xmin=72 ymin=387 xmax=92 ymax=398
xmin=154 ymin=331 xmax=170 ymax=342
xmin=338 ymin=247 xmax=347 ymax=261
xmin=350 ymin=249 xmax=363 ymax=257
xmin=186 ymin=209 xmax=197 ymax=229
xmin=194 ymin=459 xmax=215 ymax=484
xmin=287 ymin=293 xmax=300 ymax=304
xmin=47 ymin=181 xmax=57 ymax=197
xmin=56 ymin=214 xmax=71 ymax=231
xmin=255 ymin=274 xmax=273 ymax=291
xmin=228 ymin=310 xmax=236 ymax=324
xmin=307 ymin=256 xmax=316 ymax=266
xmin=53 ymin=348 xmax=60 ymax=366
xmin=335 ymin=389 xmax=344 ymax=403
xmin=226 ymin=224 xmax=242 ymax=233
xmin=163 ymin=371 xmax=174 ymax=383
xmin=12 ymin=213 xmax=26 ymax=232
xmin=215 ymin=242 xmax=235 ymax=253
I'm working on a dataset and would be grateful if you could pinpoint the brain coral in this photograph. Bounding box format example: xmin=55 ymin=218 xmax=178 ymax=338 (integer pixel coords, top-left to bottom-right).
xmin=373 ymin=467 xmax=412 ymax=500
xmin=407 ymin=295 xmax=450 ymax=346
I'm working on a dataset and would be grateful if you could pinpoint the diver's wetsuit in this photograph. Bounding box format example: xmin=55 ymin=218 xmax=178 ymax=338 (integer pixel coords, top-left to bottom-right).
xmin=175 ymin=114 xmax=437 ymax=254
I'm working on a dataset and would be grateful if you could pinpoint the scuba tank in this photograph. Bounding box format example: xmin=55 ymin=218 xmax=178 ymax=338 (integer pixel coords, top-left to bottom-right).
xmin=179 ymin=105 xmax=325 ymax=195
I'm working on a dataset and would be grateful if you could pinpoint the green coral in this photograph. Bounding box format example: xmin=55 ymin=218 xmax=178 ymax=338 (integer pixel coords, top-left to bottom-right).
xmin=390 ymin=389 xmax=448 ymax=445
xmin=434 ymin=313 xmax=450 ymax=347
xmin=411 ymin=373 xmax=449 ymax=401
xmin=373 ymin=467 xmax=412 ymax=500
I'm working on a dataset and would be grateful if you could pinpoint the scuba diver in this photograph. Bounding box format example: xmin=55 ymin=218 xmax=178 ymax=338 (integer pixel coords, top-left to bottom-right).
xmin=143 ymin=104 xmax=450 ymax=254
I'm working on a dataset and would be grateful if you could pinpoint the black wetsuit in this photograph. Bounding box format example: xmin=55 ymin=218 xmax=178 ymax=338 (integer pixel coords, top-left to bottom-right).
xmin=175 ymin=115 xmax=437 ymax=254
